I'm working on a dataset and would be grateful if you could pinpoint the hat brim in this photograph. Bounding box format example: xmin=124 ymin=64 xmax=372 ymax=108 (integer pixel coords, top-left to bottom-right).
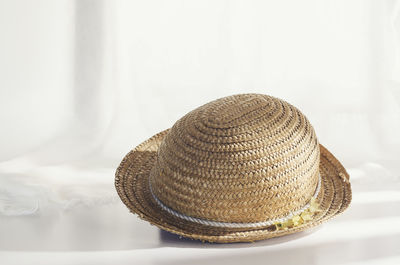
xmin=115 ymin=129 xmax=352 ymax=243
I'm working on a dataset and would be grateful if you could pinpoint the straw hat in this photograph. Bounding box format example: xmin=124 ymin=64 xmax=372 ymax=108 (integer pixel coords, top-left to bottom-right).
xmin=115 ymin=94 xmax=352 ymax=243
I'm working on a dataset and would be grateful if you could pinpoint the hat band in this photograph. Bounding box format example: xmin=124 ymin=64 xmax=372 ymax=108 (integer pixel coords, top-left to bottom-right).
xmin=149 ymin=174 xmax=321 ymax=228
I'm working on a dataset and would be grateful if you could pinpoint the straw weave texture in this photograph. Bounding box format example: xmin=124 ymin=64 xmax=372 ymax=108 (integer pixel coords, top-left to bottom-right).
xmin=150 ymin=94 xmax=319 ymax=223
xmin=115 ymin=94 xmax=352 ymax=243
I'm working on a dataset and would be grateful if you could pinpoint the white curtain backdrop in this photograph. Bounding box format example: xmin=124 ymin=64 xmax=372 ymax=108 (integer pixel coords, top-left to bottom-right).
xmin=1 ymin=0 xmax=400 ymax=255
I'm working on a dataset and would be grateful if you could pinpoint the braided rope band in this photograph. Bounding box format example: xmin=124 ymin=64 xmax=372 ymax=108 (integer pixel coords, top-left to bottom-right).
xmin=149 ymin=174 xmax=321 ymax=228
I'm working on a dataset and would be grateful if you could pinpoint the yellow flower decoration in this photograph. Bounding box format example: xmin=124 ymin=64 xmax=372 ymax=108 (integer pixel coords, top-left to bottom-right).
xmin=309 ymin=197 xmax=321 ymax=212
xmin=281 ymin=219 xmax=293 ymax=230
xmin=274 ymin=198 xmax=321 ymax=231
xmin=292 ymin=215 xmax=302 ymax=226
xmin=300 ymin=211 xmax=312 ymax=221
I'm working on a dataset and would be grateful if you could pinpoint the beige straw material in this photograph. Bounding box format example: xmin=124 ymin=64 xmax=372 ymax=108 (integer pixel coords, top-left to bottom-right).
xmin=115 ymin=94 xmax=352 ymax=243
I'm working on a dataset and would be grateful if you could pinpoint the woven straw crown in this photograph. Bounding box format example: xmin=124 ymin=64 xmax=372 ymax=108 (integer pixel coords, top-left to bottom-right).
xmin=149 ymin=94 xmax=320 ymax=224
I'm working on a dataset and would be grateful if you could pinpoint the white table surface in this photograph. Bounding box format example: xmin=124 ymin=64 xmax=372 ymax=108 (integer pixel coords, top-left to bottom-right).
xmin=1 ymin=164 xmax=400 ymax=265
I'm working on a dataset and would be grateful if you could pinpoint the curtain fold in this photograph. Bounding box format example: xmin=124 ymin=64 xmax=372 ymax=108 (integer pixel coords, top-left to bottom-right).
xmin=0 ymin=0 xmax=399 ymax=216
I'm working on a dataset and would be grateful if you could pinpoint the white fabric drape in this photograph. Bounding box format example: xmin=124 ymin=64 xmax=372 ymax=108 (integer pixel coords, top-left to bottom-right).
xmin=0 ymin=0 xmax=400 ymax=259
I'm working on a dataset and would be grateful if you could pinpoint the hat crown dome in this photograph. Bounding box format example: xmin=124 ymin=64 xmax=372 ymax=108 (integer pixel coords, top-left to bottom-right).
xmin=150 ymin=94 xmax=320 ymax=223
